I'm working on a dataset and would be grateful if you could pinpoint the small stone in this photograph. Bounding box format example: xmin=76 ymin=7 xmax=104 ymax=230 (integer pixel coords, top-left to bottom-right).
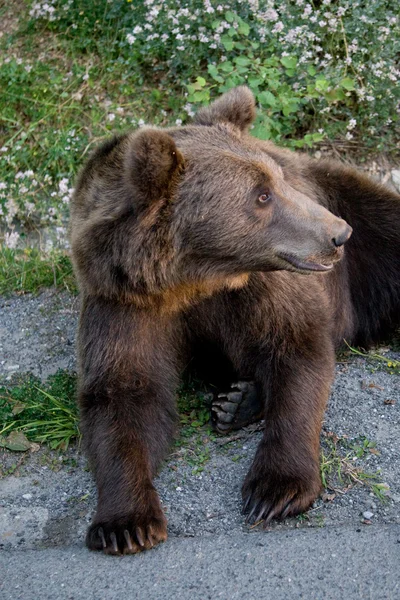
xmin=363 ymin=511 xmax=373 ymax=520
xmin=22 ymin=494 xmax=32 ymax=500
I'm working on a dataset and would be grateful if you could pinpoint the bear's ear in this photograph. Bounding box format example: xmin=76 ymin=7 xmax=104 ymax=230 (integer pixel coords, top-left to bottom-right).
xmin=124 ymin=129 xmax=184 ymax=205
xmin=193 ymin=86 xmax=256 ymax=132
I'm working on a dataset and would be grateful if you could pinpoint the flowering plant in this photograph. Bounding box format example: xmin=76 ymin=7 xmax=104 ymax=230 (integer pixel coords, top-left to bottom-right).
xmin=0 ymin=0 xmax=398 ymax=246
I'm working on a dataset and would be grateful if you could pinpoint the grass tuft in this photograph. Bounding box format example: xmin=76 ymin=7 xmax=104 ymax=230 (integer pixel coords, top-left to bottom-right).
xmin=321 ymin=431 xmax=390 ymax=502
xmin=0 ymin=248 xmax=76 ymax=295
xmin=0 ymin=371 xmax=79 ymax=450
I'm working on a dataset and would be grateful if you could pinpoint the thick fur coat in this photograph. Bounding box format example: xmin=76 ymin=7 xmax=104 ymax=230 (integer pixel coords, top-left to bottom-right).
xmin=70 ymin=87 xmax=400 ymax=554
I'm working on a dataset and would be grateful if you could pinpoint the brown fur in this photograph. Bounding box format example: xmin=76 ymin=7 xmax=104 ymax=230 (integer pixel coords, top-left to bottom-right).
xmin=70 ymin=87 xmax=400 ymax=554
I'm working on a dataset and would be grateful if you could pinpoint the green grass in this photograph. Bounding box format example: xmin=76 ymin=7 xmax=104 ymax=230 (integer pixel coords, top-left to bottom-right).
xmin=0 ymin=370 xmax=79 ymax=450
xmin=0 ymin=248 xmax=77 ymax=295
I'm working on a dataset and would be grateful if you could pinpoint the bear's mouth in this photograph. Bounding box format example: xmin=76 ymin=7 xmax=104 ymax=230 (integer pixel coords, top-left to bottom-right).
xmin=278 ymin=253 xmax=334 ymax=272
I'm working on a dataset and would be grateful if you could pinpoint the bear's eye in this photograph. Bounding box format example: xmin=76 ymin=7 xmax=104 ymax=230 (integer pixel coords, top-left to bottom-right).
xmin=258 ymin=192 xmax=272 ymax=205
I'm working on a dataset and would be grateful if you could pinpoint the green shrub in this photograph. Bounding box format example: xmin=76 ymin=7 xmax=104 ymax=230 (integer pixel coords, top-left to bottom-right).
xmin=0 ymin=0 xmax=399 ymax=242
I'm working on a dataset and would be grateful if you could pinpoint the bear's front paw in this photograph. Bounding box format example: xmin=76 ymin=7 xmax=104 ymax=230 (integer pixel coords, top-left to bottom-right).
xmin=242 ymin=463 xmax=322 ymax=525
xmin=86 ymin=511 xmax=168 ymax=555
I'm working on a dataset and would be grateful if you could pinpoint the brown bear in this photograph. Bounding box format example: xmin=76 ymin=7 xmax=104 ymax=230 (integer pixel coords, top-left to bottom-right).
xmin=70 ymin=87 xmax=400 ymax=555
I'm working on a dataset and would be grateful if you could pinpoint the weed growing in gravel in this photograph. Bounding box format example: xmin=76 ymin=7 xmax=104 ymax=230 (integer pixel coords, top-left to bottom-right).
xmin=0 ymin=248 xmax=76 ymax=295
xmin=177 ymin=381 xmax=212 ymax=437
xmin=0 ymin=371 xmax=79 ymax=450
xmin=344 ymin=342 xmax=400 ymax=375
xmin=320 ymin=432 xmax=390 ymax=502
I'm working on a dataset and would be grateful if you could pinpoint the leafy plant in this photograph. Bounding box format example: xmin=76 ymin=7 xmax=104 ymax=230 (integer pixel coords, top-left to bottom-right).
xmin=1 ymin=1 xmax=399 ymax=247
xmin=0 ymin=371 xmax=79 ymax=449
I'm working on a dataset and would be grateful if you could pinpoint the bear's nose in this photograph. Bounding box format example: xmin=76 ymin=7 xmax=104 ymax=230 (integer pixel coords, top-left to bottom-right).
xmin=332 ymin=222 xmax=352 ymax=247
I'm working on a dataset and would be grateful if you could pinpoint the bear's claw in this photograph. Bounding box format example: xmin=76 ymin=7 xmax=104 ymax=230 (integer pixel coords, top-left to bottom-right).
xmin=242 ymin=461 xmax=321 ymax=526
xmin=87 ymin=513 xmax=167 ymax=555
xmin=210 ymin=381 xmax=263 ymax=433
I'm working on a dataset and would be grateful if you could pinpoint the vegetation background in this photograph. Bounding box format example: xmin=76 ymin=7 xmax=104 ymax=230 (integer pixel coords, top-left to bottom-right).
xmin=0 ymin=0 xmax=399 ymax=256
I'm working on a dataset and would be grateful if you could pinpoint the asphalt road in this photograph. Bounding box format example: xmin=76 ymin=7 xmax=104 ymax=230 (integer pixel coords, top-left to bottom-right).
xmin=1 ymin=525 xmax=399 ymax=600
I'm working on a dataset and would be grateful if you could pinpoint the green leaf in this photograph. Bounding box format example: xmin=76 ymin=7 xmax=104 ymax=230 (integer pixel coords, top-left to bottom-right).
xmin=0 ymin=431 xmax=32 ymax=452
xmin=282 ymin=103 xmax=299 ymax=116
xmin=315 ymin=78 xmax=329 ymax=92
xmin=307 ymin=65 xmax=317 ymax=76
xmin=340 ymin=77 xmax=355 ymax=91
xmin=196 ymin=76 xmax=206 ymax=87
xmin=225 ymin=10 xmax=236 ymax=23
xmin=280 ymin=56 xmax=297 ymax=69
xmin=191 ymin=90 xmax=210 ymax=103
xmin=187 ymin=76 xmax=207 ymax=93
xmin=220 ymin=60 xmax=234 ymax=72
xmin=258 ymin=90 xmax=276 ymax=107
xmin=221 ymin=35 xmax=234 ymax=51
xmin=237 ymin=21 xmax=250 ymax=36
xmin=248 ymin=77 xmax=262 ymax=88
xmin=325 ymin=88 xmax=346 ymax=102
xmin=251 ymin=122 xmax=271 ymax=140
xmin=207 ymin=64 xmax=224 ymax=83
xmin=234 ymin=56 xmax=251 ymax=67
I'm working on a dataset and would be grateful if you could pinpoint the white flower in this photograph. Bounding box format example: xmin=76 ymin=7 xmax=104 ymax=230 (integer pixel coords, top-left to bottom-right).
xmin=4 ymin=231 xmax=20 ymax=249
xmin=184 ymin=103 xmax=195 ymax=117
xmin=272 ymin=21 xmax=284 ymax=33
xmin=58 ymin=178 xmax=69 ymax=194
xmin=107 ymin=113 xmax=116 ymax=122
xmin=175 ymin=118 xmax=182 ymax=126
xmin=126 ymin=34 xmax=136 ymax=45
xmin=347 ymin=118 xmax=357 ymax=130
xmin=261 ymin=8 xmax=278 ymax=22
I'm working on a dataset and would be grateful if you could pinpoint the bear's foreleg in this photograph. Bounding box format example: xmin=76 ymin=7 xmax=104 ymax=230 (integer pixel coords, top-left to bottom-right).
xmin=242 ymin=337 xmax=335 ymax=524
xmin=78 ymin=297 xmax=180 ymax=554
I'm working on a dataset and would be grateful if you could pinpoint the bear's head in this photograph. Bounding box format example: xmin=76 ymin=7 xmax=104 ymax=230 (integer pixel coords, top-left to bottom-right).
xmin=71 ymin=87 xmax=352 ymax=304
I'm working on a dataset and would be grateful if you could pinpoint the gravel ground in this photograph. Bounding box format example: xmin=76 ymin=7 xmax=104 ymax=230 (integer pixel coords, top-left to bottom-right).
xmin=0 ymin=290 xmax=399 ymax=555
